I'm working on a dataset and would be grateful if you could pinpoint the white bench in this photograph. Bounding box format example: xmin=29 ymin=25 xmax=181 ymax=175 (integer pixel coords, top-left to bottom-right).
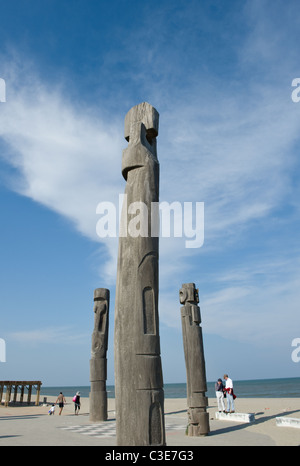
xmin=276 ymin=417 xmax=300 ymax=429
xmin=215 ymin=412 xmax=255 ymax=423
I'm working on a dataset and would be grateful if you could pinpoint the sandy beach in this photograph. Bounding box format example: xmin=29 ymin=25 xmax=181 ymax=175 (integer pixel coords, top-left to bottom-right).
xmin=0 ymin=394 xmax=299 ymax=446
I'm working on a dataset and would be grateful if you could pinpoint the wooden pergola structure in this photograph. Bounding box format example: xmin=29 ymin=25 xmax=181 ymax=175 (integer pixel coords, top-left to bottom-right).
xmin=0 ymin=381 xmax=42 ymax=407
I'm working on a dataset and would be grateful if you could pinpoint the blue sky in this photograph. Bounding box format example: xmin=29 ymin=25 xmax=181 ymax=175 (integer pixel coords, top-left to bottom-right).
xmin=0 ymin=0 xmax=300 ymax=387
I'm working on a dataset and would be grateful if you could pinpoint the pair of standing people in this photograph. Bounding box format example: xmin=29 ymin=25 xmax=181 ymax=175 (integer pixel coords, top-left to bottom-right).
xmin=215 ymin=374 xmax=236 ymax=413
xmin=55 ymin=391 xmax=81 ymax=415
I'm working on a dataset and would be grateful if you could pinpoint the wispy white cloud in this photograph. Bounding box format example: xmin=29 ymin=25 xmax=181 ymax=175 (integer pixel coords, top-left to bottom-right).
xmin=200 ymin=254 xmax=300 ymax=348
xmin=9 ymin=326 xmax=89 ymax=345
xmin=0 ymin=56 xmax=124 ymax=247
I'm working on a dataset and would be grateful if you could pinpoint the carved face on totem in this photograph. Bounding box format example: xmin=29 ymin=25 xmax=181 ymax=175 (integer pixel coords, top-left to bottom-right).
xmin=179 ymin=283 xmax=199 ymax=305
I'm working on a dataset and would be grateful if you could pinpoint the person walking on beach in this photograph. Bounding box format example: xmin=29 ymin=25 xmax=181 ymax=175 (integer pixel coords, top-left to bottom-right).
xmin=215 ymin=378 xmax=226 ymax=413
xmin=224 ymin=374 xmax=236 ymax=413
xmin=55 ymin=392 xmax=66 ymax=416
xmin=73 ymin=392 xmax=81 ymax=415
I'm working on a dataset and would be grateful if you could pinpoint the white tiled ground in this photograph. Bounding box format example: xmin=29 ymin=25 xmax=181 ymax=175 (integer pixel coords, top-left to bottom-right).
xmin=59 ymin=421 xmax=185 ymax=439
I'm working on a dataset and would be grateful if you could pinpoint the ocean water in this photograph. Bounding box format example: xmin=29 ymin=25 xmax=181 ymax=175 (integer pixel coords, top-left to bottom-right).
xmin=41 ymin=377 xmax=300 ymax=399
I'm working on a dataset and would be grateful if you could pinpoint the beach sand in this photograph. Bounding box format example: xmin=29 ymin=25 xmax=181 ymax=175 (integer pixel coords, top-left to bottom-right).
xmin=0 ymin=395 xmax=299 ymax=446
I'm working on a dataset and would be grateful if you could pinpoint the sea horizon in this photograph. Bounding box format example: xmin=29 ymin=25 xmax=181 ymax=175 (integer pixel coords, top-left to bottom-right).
xmin=41 ymin=376 xmax=300 ymax=399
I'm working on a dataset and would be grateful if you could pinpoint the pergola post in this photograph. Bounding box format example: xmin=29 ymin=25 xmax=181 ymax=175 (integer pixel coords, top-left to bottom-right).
xmin=27 ymin=385 xmax=32 ymax=405
xmin=36 ymin=383 xmax=41 ymax=406
xmin=5 ymin=384 xmax=12 ymax=407
xmin=20 ymin=385 xmax=25 ymax=403
xmin=13 ymin=384 xmax=19 ymax=404
xmin=0 ymin=383 xmax=4 ymax=405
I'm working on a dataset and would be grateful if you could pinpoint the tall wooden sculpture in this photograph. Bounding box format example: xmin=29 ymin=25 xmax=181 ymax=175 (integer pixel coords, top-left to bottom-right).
xmin=180 ymin=283 xmax=209 ymax=436
xmin=90 ymin=288 xmax=110 ymax=422
xmin=115 ymin=102 xmax=165 ymax=446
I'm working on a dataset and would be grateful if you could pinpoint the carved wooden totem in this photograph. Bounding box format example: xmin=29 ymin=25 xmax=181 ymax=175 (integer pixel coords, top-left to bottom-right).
xmin=90 ymin=288 xmax=110 ymax=422
xmin=115 ymin=102 xmax=165 ymax=446
xmin=180 ymin=283 xmax=210 ymax=436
